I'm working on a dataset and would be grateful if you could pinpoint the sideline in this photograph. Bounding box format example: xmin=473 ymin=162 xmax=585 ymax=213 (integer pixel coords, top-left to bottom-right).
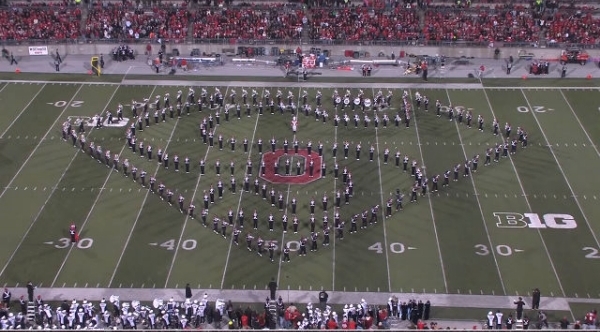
xmin=22 ymin=287 xmax=576 ymax=311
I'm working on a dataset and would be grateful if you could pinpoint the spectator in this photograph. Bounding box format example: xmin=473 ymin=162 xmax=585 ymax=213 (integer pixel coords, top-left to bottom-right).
xmin=268 ymin=277 xmax=277 ymax=300
xmin=318 ymin=289 xmax=328 ymax=307
xmin=185 ymin=283 xmax=192 ymax=299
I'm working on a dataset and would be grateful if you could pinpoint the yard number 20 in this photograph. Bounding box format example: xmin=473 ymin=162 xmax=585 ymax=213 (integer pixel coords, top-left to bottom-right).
xmin=517 ymin=106 xmax=547 ymax=113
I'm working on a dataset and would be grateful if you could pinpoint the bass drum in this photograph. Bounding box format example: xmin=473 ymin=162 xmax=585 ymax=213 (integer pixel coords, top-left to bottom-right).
xmin=364 ymin=99 xmax=372 ymax=108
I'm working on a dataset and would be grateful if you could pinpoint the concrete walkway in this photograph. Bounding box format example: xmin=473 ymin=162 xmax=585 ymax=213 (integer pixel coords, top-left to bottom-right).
xmin=22 ymin=287 xmax=577 ymax=311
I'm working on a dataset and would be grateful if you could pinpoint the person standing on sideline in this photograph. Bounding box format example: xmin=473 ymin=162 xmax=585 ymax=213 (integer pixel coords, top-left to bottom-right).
xmin=532 ymin=288 xmax=540 ymax=310
xmin=55 ymin=59 xmax=60 ymax=72
xmin=26 ymin=281 xmax=35 ymax=302
xmin=2 ymin=288 xmax=11 ymax=308
xmin=514 ymin=297 xmax=525 ymax=320
xmin=185 ymin=283 xmax=192 ymax=299
xmin=56 ymin=49 xmax=62 ymax=64
xmin=10 ymin=53 xmax=17 ymax=65
xmin=268 ymin=277 xmax=277 ymax=300
xmin=559 ymin=316 xmax=570 ymax=329
xmin=318 ymin=289 xmax=328 ymax=308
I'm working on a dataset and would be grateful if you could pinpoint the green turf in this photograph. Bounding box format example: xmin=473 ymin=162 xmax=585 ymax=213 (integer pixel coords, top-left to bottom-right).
xmin=568 ymin=302 xmax=598 ymax=322
xmin=0 ymin=80 xmax=599 ymax=303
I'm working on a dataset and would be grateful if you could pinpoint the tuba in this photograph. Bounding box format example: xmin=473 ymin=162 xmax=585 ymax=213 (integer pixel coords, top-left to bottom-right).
xmin=343 ymin=97 xmax=350 ymax=105
xmin=152 ymin=299 xmax=164 ymax=309
xmin=335 ymin=96 xmax=341 ymax=104
xmin=131 ymin=300 xmax=141 ymax=311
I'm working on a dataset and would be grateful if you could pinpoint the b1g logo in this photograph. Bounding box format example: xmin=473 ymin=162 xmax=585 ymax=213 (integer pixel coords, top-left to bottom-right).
xmin=493 ymin=212 xmax=577 ymax=229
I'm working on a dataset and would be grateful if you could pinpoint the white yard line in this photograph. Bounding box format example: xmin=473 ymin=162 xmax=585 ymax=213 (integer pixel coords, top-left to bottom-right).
xmin=0 ymin=83 xmax=46 ymax=139
xmin=162 ymin=111 xmax=204 ymax=287
xmin=111 ymin=118 xmax=180 ymax=288
xmin=55 ymin=86 xmax=160 ymax=287
xmin=371 ymin=88 xmax=392 ymax=293
xmin=481 ymin=90 xmax=566 ymax=282
xmin=520 ymin=89 xmax=600 ymax=250
xmin=165 ymin=83 xmax=229 ymax=287
xmin=0 ymin=84 xmax=83 ymax=202
xmin=276 ymin=85 xmax=303 ymax=290
xmin=331 ymin=87 xmax=338 ymax=292
xmin=481 ymin=88 xmax=571 ymax=319
xmin=444 ymin=89 xmax=507 ymax=295
xmin=407 ymin=89 xmax=448 ymax=293
xmin=104 ymin=86 xmax=184 ymax=288
xmin=0 ymin=82 xmax=9 ymax=93
xmin=558 ymin=90 xmax=600 ymax=159
xmin=219 ymin=85 xmax=261 ymax=289
xmin=0 ymin=84 xmax=116 ymax=279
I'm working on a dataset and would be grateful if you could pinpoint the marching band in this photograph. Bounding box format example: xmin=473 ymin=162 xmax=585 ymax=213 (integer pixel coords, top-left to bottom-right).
xmin=62 ymin=85 xmax=528 ymax=266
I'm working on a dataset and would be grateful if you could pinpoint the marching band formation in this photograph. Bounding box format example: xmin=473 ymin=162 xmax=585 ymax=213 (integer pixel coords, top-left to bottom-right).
xmin=61 ymin=85 xmax=529 ymax=264
xmin=19 ymin=293 xmax=428 ymax=330
xmin=23 ymin=294 xmax=226 ymax=329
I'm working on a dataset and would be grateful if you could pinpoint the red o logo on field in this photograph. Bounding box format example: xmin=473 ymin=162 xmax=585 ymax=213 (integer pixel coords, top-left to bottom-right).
xmin=260 ymin=149 xmax=322 ymax=184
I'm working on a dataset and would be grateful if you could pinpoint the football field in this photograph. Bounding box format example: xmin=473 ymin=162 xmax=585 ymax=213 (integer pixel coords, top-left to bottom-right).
xmin=1 ymin=78 xmax=600 ymax=303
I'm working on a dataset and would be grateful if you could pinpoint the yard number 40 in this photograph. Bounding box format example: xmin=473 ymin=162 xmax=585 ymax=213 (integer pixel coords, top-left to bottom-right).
xmin=368 ymin=242 xmax=406 ymax=254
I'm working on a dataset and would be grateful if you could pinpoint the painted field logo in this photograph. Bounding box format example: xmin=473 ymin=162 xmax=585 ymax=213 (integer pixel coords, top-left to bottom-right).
xmin=493 ymin=212 xmax=577 ymax=229
xmin=260 ymin=149 xmax=322 ymax=185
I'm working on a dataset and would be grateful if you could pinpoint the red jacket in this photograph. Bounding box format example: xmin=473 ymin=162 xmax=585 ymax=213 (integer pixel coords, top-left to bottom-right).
xmin=347 ymin=320 xmax=356 ymax=329
xmin=327 ymin=319 xmax=338 ymax=329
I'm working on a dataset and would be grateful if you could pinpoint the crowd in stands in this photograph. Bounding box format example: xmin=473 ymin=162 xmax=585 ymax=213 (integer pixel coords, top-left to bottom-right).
xmin=0 ymin=2 xmax=81 ymax=41
xmin=84 ymin=1 xmax=189 ymax=40
xmin=309 ymin=6 xmax=420 ymax=41
xmin=192 ymin=4 xmax=305 ymax=40
xmin=0 ymin=0 xmax=599 ymax=45
xmin=423 ymin=5 xmax=542 ymax=43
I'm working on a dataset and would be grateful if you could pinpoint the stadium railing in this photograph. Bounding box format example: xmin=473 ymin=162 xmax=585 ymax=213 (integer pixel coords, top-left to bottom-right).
xmin=1 ymin=37 xmax=599 ymax=50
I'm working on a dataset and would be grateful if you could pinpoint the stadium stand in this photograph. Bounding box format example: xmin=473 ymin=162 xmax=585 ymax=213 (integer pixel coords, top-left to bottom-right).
xmin=309 ymin=6 xmax=420 ymax=42
xmin=192 ymin=4 xmax=305 ymax=40
xmin=84 ymin=2 xmax=189 ymax=41
xmin=422 ymin=6 xmax=542 ymax=43
xmin=0 ymin=0 xmax=598 ymax=46
xmin=0 ymin=4 xmax=81 ymax=41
